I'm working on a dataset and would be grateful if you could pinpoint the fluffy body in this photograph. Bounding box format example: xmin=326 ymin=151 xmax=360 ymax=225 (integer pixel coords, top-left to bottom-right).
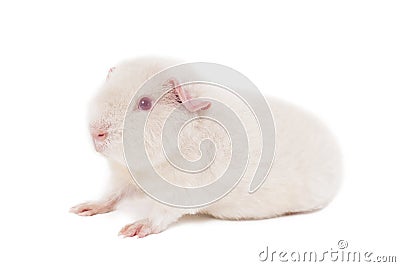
xmin=71 ymin=57 xmax=342 ymax=238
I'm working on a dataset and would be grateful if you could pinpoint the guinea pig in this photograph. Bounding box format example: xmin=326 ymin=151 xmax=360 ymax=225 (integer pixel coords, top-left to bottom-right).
xmin=70 ymin=57 xmax=342 ymax=238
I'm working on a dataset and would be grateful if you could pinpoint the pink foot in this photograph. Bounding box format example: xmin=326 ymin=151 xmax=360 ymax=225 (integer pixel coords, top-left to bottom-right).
xmin=118 ymin=219 xmax=160 ymax=238
xmin=70 ymin=201 xmax=115 ymax=216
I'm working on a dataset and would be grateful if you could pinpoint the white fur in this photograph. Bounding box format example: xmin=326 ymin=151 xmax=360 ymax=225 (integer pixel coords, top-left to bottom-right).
xmin=71 ymin=56 xmax=342 ymax=237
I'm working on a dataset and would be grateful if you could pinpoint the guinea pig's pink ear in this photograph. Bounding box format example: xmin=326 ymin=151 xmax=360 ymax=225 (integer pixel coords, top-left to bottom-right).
xmin=167 ymin=78 xmax=211 ymax=112
xmin=106 ymin=67 xmax=116 ymax=80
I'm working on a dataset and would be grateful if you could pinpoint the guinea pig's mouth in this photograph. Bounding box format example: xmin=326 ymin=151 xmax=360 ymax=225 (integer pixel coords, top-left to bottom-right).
xmin=92 ymin=139 xmax=107 ymax=153
xmin=92 ymin=136 xmax=107 ymax=153
xmin=90 ymin=124 xmax=111 ymax=153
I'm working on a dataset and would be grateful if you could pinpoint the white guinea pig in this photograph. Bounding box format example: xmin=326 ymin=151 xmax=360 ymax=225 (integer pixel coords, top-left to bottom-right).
xmin=70 ymin=57 xmax=342 ymax=238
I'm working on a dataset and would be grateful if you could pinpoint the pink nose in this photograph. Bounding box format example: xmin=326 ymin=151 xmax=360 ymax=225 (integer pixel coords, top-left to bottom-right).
xmin=92 ymin=131 xmax=108 ymax=141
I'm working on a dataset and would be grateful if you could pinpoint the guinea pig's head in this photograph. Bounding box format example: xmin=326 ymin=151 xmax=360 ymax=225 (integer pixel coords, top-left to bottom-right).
xmin=88 ymin=58 xmax=211 ymax=165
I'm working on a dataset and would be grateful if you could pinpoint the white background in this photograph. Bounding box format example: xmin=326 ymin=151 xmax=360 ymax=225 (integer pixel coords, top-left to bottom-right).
xmin=0 ymin=1 xmax=399 ymax=266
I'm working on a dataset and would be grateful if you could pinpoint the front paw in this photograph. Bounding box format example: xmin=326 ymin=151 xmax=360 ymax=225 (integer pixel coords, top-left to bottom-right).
xmin=118 ymin=219 xmax=161 ymax=238
xmin=70 ymin=201 xmax=114 ymax=216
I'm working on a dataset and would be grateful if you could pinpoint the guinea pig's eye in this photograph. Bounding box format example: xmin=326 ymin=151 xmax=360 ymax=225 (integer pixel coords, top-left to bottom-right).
xmin=138 ymin=96 xmax=152 ymax=111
